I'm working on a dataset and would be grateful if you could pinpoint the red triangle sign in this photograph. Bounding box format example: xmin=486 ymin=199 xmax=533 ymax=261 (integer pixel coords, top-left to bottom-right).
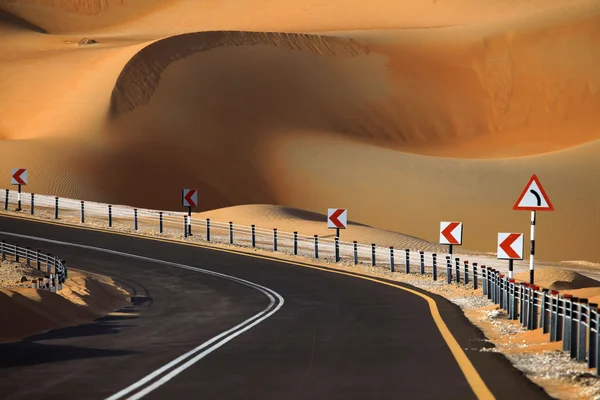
xmin=513 ymin=174 xmax=554 ymax=211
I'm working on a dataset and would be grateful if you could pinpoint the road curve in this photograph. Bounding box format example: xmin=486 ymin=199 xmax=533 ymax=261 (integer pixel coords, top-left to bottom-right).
xmin=0 ymin=215 xmax=550 ymax=400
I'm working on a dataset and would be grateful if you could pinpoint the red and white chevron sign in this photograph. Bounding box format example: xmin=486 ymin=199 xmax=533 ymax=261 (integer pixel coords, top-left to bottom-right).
xmin=11 ymin=168 xmax=27 ymax=185
xmin=439 ymin=221 xmax=462 ymax=245
xmin=497 ymin=233 xmax=524 ymax=260
xmin=327 ymin=208 xmax=347 ymax=229
xmin=182 ymin=189 xmax=198 ymax=207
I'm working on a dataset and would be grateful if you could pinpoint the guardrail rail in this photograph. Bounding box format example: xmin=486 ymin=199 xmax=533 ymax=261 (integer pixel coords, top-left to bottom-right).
xmin=0 ymin=240 xmax=67 ymax=292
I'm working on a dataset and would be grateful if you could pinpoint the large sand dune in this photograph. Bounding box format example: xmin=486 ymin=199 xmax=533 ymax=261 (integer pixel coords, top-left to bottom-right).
xmin=1 ymin=0 xmax=600 ymax=263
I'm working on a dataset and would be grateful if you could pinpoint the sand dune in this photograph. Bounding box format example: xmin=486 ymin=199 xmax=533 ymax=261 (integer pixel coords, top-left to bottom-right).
xmin=1 ymin=1 xmax=600 ymax=264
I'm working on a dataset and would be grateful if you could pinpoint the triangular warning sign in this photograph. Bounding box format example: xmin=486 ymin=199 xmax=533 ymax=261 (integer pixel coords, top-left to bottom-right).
xmin=513 ymin=174 xmax=554 ymax=211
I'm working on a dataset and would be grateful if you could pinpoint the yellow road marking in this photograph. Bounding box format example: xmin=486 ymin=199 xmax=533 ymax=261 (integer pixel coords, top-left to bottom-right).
xmin=1 ymin=212 xmax=495 ymax=399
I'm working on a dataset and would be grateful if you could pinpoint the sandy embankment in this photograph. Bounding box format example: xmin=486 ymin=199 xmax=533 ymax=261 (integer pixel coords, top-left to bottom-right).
xmin=0 ymin=259 xmax=129 ymax=343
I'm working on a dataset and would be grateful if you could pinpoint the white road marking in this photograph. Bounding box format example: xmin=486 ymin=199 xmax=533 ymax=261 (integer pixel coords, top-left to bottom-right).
xmin=0 ymin=231 xmax=284 ymax=399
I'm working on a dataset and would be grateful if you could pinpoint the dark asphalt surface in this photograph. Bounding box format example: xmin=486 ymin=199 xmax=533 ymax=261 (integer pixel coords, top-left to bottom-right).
xmin=0 ymin=215 xmax=551 ymax=400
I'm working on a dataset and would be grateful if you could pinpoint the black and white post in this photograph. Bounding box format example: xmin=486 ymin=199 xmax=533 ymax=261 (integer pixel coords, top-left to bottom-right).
xmin=188 ymin=206 xmax=192 ymax=236
xmin=16 ymin=184 xmax=22 ymax=211
xmin=530 ymin=210 xmax=536 ymax=284
xmin=335 ymin=227 xmax=340 ymax=262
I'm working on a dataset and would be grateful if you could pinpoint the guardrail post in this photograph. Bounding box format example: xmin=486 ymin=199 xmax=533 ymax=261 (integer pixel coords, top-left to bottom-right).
xmin=473 ymin=263 xmax=478 ymax=290
xmin=489 ymin=270 xmax=494 ymax=303
xmin=15 ymin=245 xmax=20 ymax=263
xmin=335 ymin=236 xmax=339 ymax=262
xmin=589 ymin=303 xmax=598 ymax=369
xmin=159 ymin=212 xmax=164 ymax=234
xmin=353 ymin=241 xmax=358 ymax=265
xmin=229 ymin=222 xmax=233 ymax=244
xmin=273 ymin=228 xmax=278 ymax=251
xmin=455 ymin=258 xmax=460 ymax=283
xmin=405 ymin=249 xmax=410 ymax=273
xmin=557 ymin=294 xmax=564 ymax=341
xmin=30 ymin=193 xmax=34 ymax=215
xmin=432 ymin=254 xmax=437 ymax=281
xmin=293 ymin=232 xmax=298 ymax=255
xmin=531 ymin=286 xmax=539 ymax=329
xmin=371 ymin=244 xmax=376 ymax=266
xmin=63 ymin=259 xmax=68 ymax=279
xmin=46 ymin=254 xmax=52 ymax=274
xmin=55 ymin=196 xmax=59 ymax=219
xmin=25 ymin=247 xmax=30 ymax=266
xmin=523 ymin=284 xmax=529 ymax=324
xmin=500 ymin=275 xmax=505 ymax=309
xmin=184 ymin=216 xmax=188 ymax=238
xmin=597 ymin=309 xmax=600 ymax=376
xmin=134 ymin=209 xmax=138 ymax=231
xmin=464 ymin=261 xmax=469 ymax=285
xmin=488 ymin=268 xmax=496 ymax=304
xmin=35 ymin=249 xmax=40 ymax=270
xmin=251 ymin=225 xmax=256 ymax=248
xmin=541 ymin=289 xmax=549 ymax=334
xmin=206 ymin=218 xmax=210 ymax=241
xmin=570 ymin=298 xmax=579 ymax=359
xmin=512 ymin=281 xmax=519 ymax=320
xmin=524 ymin=284 xmax=531 ymax=327
xmin=563 ymin=295 xmax=573 ymax=352
xmin=499 ymin=275 xmax=505 ymax=309
xmin=482 ymin=266 xmax=487 ymax=296
xmin=314 ymin=235 xmax=319 ymax=259
xmin=446 ymin=256 xmax=452 ymax=284
xmin=578 ymin=299 xmax=588 ymax=361
xmin=4 ymin=189 xmax=8 ymax=210
xmin=504 ymin=276 xmax=510 ymax=311
xmin=550 ymin=291 xmax=559 ymax=341
xmin=80 ymin=200 xmax=85 ymax=223
xmin=389 ymin=247 xmax=394 ymax=272
xmin=519 ymin=283 xmax=525 ymax=324
xmin=1 ymin=241 xmax=5 ymax=260
xmin=507 ymin=280 xmax=514 ymax=319
xmin=420 ymin=251 xmax=425 ymax=274
xmin=108 ymin=205 xmax=113 ymax=228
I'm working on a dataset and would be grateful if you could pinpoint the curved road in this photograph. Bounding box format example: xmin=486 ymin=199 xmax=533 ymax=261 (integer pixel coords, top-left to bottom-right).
xmin=0 ymin=215 xmax=549 ymax=399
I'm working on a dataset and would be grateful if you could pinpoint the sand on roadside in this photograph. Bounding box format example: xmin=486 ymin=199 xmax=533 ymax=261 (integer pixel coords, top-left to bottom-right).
xmin=0 ymin=258 xmax=129 ymax=343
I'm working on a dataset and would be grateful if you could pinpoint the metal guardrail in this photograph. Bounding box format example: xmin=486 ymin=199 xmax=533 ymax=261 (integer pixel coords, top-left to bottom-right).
xmin=482 ymin=268 xmax=600 ymax=373
xmin=2 ymin=188 xmax=599 ymax=373
xmin=0 ymin=240 xmax=67 ymax=292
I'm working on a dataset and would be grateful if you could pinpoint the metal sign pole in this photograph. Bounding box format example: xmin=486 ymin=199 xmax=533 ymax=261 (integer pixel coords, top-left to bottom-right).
xmin=530 ymin=210 xmax=536 ymax=284
xmin=16 ymin=184 xmax=22 ymax=211
xmin=188 ymin=206 xmax=192 ymax=236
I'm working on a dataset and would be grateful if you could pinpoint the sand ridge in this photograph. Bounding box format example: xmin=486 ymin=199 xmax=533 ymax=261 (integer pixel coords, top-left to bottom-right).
xmin=1 ymin=2 xmax=600 ymax=265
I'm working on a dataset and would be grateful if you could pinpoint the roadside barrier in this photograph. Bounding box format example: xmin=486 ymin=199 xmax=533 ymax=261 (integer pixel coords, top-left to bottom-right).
xmin=2 ymin=188 xmax=598 ymax=373
xmin=0 ymin=240 xmax=67 ymax=292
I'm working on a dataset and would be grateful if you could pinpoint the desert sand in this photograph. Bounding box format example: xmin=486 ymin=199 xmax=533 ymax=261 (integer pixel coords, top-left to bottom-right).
xmin=0 ymin=267 xmax=129 ymax=343
xmin=1 ymin=0 xmax=600 ymax=266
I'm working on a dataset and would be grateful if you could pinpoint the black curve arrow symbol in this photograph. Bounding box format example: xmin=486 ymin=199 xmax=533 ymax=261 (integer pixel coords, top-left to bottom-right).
xmin=529 ymin=189 xmax=541 ymax=206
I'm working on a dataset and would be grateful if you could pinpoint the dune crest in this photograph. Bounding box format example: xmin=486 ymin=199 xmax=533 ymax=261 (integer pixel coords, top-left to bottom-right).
xmin=110 ymin=31 xmax=369 ymax=115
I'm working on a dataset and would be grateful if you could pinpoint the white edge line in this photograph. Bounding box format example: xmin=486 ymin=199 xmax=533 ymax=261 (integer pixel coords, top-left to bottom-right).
xmin=0 ymin=231 xmax=284 ymax=400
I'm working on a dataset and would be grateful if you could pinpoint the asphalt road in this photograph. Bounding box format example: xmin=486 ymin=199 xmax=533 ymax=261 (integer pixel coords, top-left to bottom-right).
xmin=0 ymin=215 xmax=550 ymax=400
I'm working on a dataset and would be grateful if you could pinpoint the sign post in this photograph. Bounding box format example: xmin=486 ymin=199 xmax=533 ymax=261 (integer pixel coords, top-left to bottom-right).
xmin=11 ymin=168 xmax=28 ymax=211
xmin=182 ymin=189 xmax=198 ymax=236
xmin=513 ymin=174 xmax=554 ymax=284
xmin=328 ymin=208 xmax=347 ymax=262
xmin=497 ymin=233 xmax=524 ymax=279
xmin=439 ymin=221 xmax=463 ymax=260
